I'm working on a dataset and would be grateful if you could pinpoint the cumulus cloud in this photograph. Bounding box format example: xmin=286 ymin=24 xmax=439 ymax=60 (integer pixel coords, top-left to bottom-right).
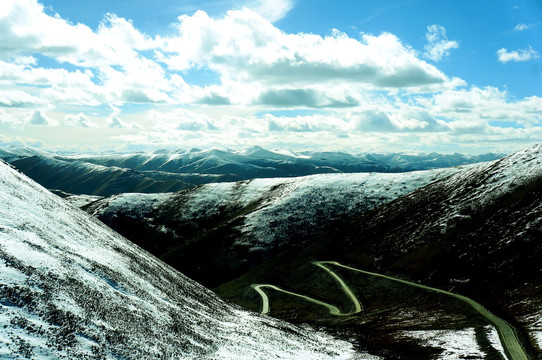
xmin=0 ymin=109 xmax=25 ymax=128
xmin=0 ymin=134 xmax=43 ymax=148
xmin=0 ymin=0 xmax=171 ymax=107
xmin=417 ymin=86 xmax=542 ymax=129
xmin=0 ymin=1 xmax=460 ymax=114
xmin=497 ymin=46 xmax=539 ymax=63
xmin=351 ymin=111 xmax=396 ymax=132
xmin=255 ymin=88 xmax=359 ymax=108
xmin=160 ymin=11 xmax=450 ymax=89
xmin=0 ymin=0 xmax=154 ymax=66
xmin=249 ymin=0 xmax=293 ymax=22
xmin=1 ymin=0 xmax=540 ymax=153
xmin=64 ymin=113 xmax=97 ymax=128
xmin=0 ymin=90 xmax=48 ymax=108
xmin=423 ymin=25 xmax=459 ymax=61
xmin=148 ymin=109 xmax=218 ymax=132
xmin=28 ymin=110 xmax=58 ymax=126
xmin=350 ymin=109 xmax=448 ymax=132
xmin=265 ymin=113 xmax=347 ymax=132
xmin=106 ymin=105 xmax=140 ymax=129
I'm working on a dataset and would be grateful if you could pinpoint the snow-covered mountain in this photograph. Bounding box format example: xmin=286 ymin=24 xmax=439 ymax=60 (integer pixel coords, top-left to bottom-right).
xmin=0 ymin=159 xmax=374 ymax=359
xmin=83 ymin=167 xmax=461 ymax=288
xmin=0 ymin=146 xmax=502 ymax=196
xmin=216 ymin=143 xmax=542 ymax=357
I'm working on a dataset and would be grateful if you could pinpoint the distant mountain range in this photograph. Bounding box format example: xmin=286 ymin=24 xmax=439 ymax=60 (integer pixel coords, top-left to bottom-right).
xmin=0 ymin=146 xmax=503 ymax=196
xmin=0 ymin=159 xmax=365 ymax=359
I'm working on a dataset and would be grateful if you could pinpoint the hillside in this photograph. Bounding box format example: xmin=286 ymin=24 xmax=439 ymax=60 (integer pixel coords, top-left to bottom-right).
xmin=0 ymin=159 xmax=371 ymax=359
xmin=83 ymin=167 xmax=460 ymax=288
xmin=215 ymin=144 xmax=542 ymax=359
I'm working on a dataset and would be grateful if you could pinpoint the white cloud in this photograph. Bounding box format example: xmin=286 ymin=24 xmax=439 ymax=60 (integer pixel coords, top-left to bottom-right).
xmin=0 ymin=0 xmax=170 ymax=106
xmin=106 ymin=105 xmax=141 ymax=129
xmin=28 ymin=110 xmax=58 ymax=126
xmin=0 ymin=90 xmax=48 ymax=108
xmin=514 ymin=23 xmax=532 ymax=31
xmin=255 ymin=88 xmax=359 ymax=108
xmin=0 ymin=109 xmax=25 ymax=128
xmin=0 ymin=0 xmax=540 ymax=154
xmin=160 ymin=10 xmax=450 ymax=89
xmin=497 ymin=46 xmax=539 ymax=63
xmin=417 ymin=86 xmax=542 ymax=128
xmin=265 ymin=113 xmax=347 ymax=132
xmin=64 ymin=113 xmax=97 ymax=128
xmin=349 ymin=108 xmax=448 ymax=133
xmin=148 ymin=109 xmax=218 ymax=131
xmin=248 ymin=0 xmax=293 ymax=22
xmin=0 ymin=2 xmax=461 ymax=114
xmin=423 ymin=25 xmax=459 ymax=62
xmin=0 ymin=133 xmax=43 ymax=148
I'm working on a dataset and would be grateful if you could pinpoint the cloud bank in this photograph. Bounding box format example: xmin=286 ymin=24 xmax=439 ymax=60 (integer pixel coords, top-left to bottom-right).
xmin=0 ymin=0 xmax=540 ymax=154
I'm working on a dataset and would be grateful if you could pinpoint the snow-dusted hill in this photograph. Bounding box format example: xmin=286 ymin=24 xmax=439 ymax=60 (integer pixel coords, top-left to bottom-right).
xmin=0 ymin=160 xmax=373 ymax=359
xmin=221 ymin=143 xmax=542 ymax=356
xmin=84 ymin=167 xmax=461 ymax=287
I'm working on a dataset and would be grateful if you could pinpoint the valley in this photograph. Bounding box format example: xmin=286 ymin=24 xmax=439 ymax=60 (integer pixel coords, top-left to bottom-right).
xmin=1 ymin=144 xmax=540 ymax=359
xmin=252 ymin=261 xmax=527 ymax=360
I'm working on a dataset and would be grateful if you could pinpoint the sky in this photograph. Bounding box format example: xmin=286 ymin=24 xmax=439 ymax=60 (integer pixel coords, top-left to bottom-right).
xmin=0 ymin=0 xmax=541 ymax=154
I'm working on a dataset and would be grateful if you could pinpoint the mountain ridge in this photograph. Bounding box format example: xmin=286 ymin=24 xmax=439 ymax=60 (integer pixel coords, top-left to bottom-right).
xmin=0 ymin=146 xmax=503 ymax=196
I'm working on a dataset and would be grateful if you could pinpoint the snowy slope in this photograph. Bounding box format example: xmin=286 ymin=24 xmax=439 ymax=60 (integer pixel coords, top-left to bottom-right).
xmin=329 ymin=143 xmax=542 ymax=354
xmin=0 ymin=160 xmax=374 ymax=359
xmin=198 ymin=144 xmax=542 ymax=358
xmin=84 ymin=167 xmax=461 ymax=287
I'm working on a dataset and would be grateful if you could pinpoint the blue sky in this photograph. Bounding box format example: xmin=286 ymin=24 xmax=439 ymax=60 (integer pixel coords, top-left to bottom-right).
xmin=0 ymin=0 xmax=541 ymax=154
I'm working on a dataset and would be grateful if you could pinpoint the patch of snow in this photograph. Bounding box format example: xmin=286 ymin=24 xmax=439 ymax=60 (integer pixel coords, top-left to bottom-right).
xmin=238 ymin=168 xmax=460 ymax=250
xmin=87 ymin=167 xmax=462 ymax=255
xmin=531 ymin=331 xmax=542 ymax=351
xmin=519 ymin=311 xmax=542 ymax=352
xmin=399 ymin=328 xmax=485 ymax=359
xmin=484 ymin=325 xmax=507 ymax=358
xmin=64 ymin=194 xmax=103 ymax=208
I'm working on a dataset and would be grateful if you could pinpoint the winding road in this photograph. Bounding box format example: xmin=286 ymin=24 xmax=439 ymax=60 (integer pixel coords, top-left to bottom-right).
xmin=252 ymin=260 xmax=528 ymax=360
xmin=252 ymin=261 xmax=362 ymax=316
